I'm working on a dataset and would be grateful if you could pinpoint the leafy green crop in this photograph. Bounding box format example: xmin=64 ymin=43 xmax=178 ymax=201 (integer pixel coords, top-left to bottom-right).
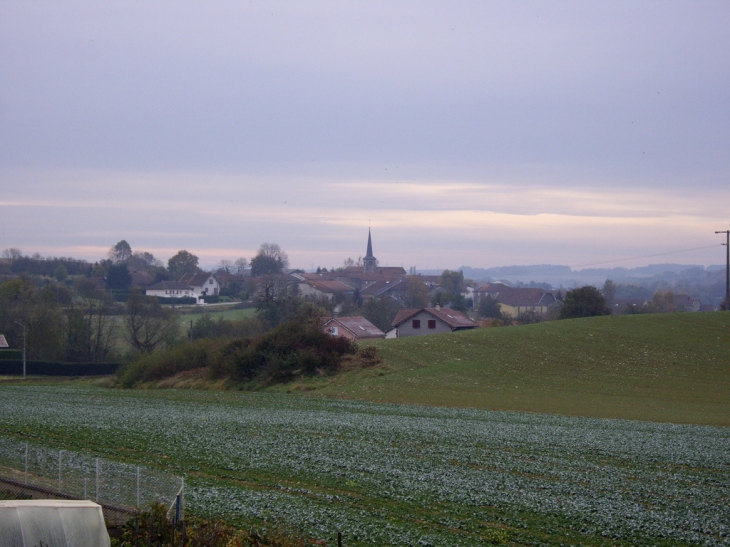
xmin=0 ymin=386 xmax=727 ymax=546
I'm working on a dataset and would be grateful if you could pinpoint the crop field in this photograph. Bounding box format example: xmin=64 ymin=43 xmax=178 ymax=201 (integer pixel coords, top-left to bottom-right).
xmin=0 ymin=385 xmax=728 ymax=546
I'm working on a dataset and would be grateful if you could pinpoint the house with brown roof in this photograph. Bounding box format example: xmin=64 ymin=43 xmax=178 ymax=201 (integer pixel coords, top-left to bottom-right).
xmin=388 ymin=306 xmax=477 ymax=338
xmin=321 ymin=316 xmax=385 ymax=340
xmin=297 ymin=279 xmax=355 ymax=301
xmin=359 ymin=277 xmax=406 ymax=300
xmin=130 ymin=270 xmax=154 ymax=289
xmin=475 ymin=283 xmax=557 ymax=318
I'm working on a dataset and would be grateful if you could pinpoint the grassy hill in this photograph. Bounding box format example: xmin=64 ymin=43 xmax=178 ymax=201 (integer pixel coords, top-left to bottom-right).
xmin=287 ymin=313 xmax=730 ymax=425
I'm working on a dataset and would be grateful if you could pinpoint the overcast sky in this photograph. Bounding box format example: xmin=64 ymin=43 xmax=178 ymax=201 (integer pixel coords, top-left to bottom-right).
xmin=1 ymin=1 xmax=729 ymax=271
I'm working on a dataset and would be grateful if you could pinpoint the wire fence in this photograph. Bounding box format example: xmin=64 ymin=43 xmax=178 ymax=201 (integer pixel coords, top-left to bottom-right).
xmin=0 ymin=435 xmax=183 ymax=524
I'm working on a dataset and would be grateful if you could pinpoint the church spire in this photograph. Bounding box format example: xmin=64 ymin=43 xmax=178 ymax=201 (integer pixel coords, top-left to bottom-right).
xmin=363 ymin=228 xmax=377 ymax=272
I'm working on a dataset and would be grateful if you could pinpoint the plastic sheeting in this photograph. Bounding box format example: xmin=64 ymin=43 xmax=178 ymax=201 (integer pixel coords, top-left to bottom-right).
xmin=0 ymin=500 xmax=111 ymax=547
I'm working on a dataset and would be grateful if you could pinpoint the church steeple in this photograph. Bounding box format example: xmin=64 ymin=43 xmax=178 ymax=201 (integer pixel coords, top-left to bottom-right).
xmin=363 ymin=228 xmax=377 ymax=273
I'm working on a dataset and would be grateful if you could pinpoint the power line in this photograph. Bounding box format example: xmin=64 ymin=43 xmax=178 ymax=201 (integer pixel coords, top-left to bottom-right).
xmin=568 ymin=244 xmax=720 ymax=270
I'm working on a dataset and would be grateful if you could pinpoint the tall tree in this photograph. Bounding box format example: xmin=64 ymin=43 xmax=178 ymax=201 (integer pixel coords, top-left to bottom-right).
xmin=108 ymin=240 xmax=133 ymax=263
xmin=477 ymin=295 xmax=503 ymax=319
xmin=167 ymin=250 xmax=200 ymax=280
xmin=254 ymin=275 xmax=300 ymax=327
xmin=250 ymin=243 xmax=289 ymax=276
xmin=106 ymin=262 xmax=132 ymax=290
xmin=403 ymin=277 xmax=429 ymax=308
xmin=558 ymin=286 xmax=611 ymax=319
xmin=361 ymin=297 xmax=401 ymax=333
xmin=646 ymin=290 xmax=675 ymax=313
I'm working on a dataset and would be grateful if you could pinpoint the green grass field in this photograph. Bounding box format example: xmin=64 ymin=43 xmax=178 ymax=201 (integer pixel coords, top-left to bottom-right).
xmin=287 ymin=312 xmax=730 ymax=426
xmin=185 ymin=307 xmax=256 ymax=322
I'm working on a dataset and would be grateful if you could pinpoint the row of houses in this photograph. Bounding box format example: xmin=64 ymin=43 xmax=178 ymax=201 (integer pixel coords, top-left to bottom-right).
xmin=321 ymin=305 xmax=478 ymax=341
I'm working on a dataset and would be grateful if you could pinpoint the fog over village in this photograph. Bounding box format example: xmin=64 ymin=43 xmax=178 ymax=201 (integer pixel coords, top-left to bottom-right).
xmin=1 ymin=3 xmax=729 ymax=547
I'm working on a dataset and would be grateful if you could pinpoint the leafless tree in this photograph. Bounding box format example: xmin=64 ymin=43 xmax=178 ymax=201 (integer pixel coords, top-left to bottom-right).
xmin=124 ymin=289 xmax=179 ymax=353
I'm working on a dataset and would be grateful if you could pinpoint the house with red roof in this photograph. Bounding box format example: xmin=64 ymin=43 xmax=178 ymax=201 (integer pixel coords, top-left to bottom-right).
xmin=321 ymin=316 xmax=385 ymax=340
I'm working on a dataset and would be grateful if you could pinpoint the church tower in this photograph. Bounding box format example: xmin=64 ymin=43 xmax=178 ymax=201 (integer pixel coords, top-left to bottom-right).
xmin=363 ymin=229 xmax=377 ymax=273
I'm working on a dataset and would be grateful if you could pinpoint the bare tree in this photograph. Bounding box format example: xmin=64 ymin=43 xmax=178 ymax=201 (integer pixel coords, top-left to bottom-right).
xmin=1 ymin=248 xmax=23 ymax=261
xmin=218 ymin=259 xmax=234 ymax=274
xmin=124 ymin=289 xmax=179 ymax=353
xmin=67 ymin=281 xmax=117 ymax=361
xmin=234 ymin=257 xmax=249 ymax=275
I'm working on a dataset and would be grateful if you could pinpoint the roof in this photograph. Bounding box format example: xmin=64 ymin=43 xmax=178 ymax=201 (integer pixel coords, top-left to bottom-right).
xmin=322 ymin=316 xmax=385 ymax=339
xmin=305 ymin=279 xmax=355 ymax=293
xmin=359 ymin=277 xmax=405 ymax=296
xmin=392 ymin=307 xmax=477 ymax=329
xmin=475 ymin=282 xmax=513 ymax=293
xmin=130 ymin=270 xmax=154 ymax=286
xmin=179 ymin=272 xmax=215 ymax=286
xmin=374 ymin=266 xmax=407 ymax=275
xmin=496 ymin=288 xmax=556 ymax=307
xmin=147 ymin=281 xmax=194 ymax=291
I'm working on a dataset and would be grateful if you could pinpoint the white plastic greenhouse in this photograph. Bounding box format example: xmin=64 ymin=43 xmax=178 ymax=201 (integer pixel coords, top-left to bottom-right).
xmin=0 ymin=500 xmax=111 ymax=547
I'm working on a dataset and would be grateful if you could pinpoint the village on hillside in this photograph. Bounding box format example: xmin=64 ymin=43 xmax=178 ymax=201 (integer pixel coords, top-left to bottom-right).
xmin=0 ymin=231 xmax=724 ymax=353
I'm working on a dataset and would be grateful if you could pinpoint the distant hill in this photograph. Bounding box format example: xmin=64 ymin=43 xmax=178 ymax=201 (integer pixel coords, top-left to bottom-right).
xmin=417 ymin=263 xmax=725 ymax=294
xmin=299 ymin=312 xmax=730 ymax=426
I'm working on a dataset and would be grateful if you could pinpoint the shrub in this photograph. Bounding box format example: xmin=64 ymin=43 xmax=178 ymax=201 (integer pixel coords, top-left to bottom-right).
xmin=117 ymin=317 xmax=357 ymax=387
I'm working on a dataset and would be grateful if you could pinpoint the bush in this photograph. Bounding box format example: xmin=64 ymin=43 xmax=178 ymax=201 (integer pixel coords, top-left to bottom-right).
xmin=112 ymin=503 xmax=311 ymax=547
xmin=0 ymin=350 xmax=22 ymax=361
xmin=117 ymin=338 xmax=225 ymax=387
xmin=118 ymin=317 xmax=358 ymax=387
xmin=227 ymin=318 xmax=357 ymax=383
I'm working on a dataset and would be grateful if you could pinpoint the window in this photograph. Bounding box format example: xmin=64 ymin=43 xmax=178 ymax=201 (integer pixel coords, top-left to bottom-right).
xmin=328 ymin=326 xmax=338 ymax=335
xmin=428 ymin=320 xmax=436 ymax=329
xmin=209 ymin=279 xmax=214 ymax=284
xmin=412 ymin=320 xmax=421 ymax=329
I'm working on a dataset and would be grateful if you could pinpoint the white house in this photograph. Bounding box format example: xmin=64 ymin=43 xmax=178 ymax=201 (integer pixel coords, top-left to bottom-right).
xmin=179 ymin=272 xmax=221 ymax=299
xmin=146 ymin=281 xmax=195 ymax=299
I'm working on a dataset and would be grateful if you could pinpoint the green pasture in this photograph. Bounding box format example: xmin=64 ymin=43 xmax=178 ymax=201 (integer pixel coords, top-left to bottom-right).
xmin=186 ymin=306 xmax=256 ymax=322
xmin=292 ymin=313 xmax=730 ymax=426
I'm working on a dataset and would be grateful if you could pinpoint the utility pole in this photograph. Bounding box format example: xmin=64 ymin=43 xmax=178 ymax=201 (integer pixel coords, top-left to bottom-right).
xmin=14 ymin=321 xmax=26 ymax=379
xmin=716 ymin=230 xmax=730 ymax=310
